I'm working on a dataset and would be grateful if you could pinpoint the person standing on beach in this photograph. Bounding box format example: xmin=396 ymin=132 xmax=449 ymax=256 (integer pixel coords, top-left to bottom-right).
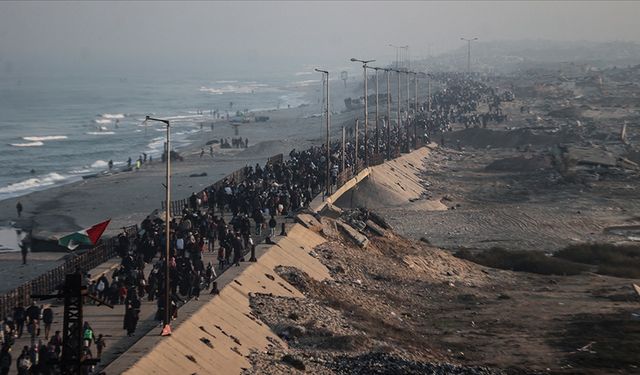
xmin=19 ymin=239 xmax=28 ymax=265
xmin=16 ymin=202 xmax=22 ymax=218
xmin=108 ymin=160 xmax=113 ymax=171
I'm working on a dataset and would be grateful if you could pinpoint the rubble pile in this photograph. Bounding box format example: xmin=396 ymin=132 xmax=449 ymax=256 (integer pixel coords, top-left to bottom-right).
xmin=330 ymin=353 xmax=505 ymax=375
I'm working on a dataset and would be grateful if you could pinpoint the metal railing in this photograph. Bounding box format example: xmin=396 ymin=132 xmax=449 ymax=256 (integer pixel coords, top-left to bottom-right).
xmin=161 ymin=154 xmax=284 ymax=217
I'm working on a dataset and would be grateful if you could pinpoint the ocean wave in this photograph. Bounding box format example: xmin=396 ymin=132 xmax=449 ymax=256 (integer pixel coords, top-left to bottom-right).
xmin=95 ymin=119 xmax=112 ymax=124
xmin=23 ymin=135 xmax=67 ymax=141
xmin=145 ymin=136 xmax=166 ymax=155
xmin=101 ymin=113 xmax=125 ymax=119
xmin=199 ymin=82 xmax=271 ymax=95
xmin=69 ymin=169 xmax=92 ymax=174
xmin=86 ymin=131 xmax=115 ymax=135
xmin=292 ymin=79 xmax=320 ymax=87
xmin=0 ymin=173 xmax=68 ymax=195
xmin=90 ymin=160 xmax=109 ymax=169
xmin=11 ymin=141 xmax=44 ymax=147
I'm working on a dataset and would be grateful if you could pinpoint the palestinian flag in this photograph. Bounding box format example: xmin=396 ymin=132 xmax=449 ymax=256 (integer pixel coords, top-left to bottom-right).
xmin=58 ymin=219 xmax=111 ymax=250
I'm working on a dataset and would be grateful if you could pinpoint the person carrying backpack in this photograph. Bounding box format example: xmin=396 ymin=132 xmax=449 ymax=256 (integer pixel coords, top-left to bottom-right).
xmin=82 ymin=322 xmax=93 ymax=348
xmin=16 ymin=346 xmax=31 ymax=375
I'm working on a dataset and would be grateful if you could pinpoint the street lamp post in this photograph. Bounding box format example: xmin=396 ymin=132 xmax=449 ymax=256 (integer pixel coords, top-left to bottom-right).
xmin=413 ymin=72 xmax=419 ymax=148
xmin=460 ymin=37 xmax=478 ymax=74
xmin=144 ymin=115 xmax=172 ymax=336
xmin=341 ymin=125 xmax=346 ymax=173
xmin=392 ymin=69 xmax=402 ymax=155
xmin=414 ymin=72 xmax=418 ymax=114
xmin=315 ymin=68 xmax=330 ymax=196
xmin=372 ymin=67 xmax=382 ymax=158
xmin=385 ymin=68 xmax=391 ymax=160
xmin=428 ymin=73 xmax=432 ymax=112
xmin=350 ymin=58 xmax=375 ymax=166
xmin=389 ymin=44 xmax=408 ymax=69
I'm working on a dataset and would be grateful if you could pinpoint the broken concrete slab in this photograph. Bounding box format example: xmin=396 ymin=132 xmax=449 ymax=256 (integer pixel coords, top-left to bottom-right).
xmin=336 ymin=220 xmax=369 ymax=248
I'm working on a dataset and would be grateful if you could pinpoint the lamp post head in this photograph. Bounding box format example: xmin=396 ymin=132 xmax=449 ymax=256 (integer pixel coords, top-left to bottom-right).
xmin=350 ymin=58 xmax=358 ymax=62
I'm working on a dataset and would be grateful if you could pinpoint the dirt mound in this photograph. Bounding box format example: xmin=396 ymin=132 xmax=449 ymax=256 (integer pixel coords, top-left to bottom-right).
xmin=335 ymin=147 xmax=442 ymax=210
xmin=485 ymin=155 xmax=552 ymax=172
xmin=443 ymin=128 xmax=568 ymax=149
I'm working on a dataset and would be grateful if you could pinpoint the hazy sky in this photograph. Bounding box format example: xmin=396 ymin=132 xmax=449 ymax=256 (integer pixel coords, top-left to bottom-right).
xmin=1 ymin=1 xmax=639 ymax=78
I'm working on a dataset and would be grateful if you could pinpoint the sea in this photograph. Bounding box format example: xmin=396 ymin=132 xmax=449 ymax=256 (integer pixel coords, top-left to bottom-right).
xmin=0 ymin=71 xmax=320 ymax=202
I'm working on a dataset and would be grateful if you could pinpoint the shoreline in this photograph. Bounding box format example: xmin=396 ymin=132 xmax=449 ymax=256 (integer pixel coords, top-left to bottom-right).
xmin=0 ymin=103 xmax=359 ymax=244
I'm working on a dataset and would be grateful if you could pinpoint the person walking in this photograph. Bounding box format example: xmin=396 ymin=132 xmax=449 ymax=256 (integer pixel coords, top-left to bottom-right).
xmin=42 ymin=306 xmax=53 ymax=340
xmin=16 ymin=346 xmax=31 ymax=375
xmin=0 ymin=345 xmax=11 ymax=375
xmin=268 ymin=215 xmax=277 ymax=237
xmin=94 ymin=334 xmax=106 ymax=359
xmin=16 ymin=202 xmax=22 ymax=218
xmin=19 ymin=240 xmax=28 ymax=266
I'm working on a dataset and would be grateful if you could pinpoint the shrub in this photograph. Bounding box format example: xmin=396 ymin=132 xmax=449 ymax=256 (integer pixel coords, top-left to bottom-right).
xmin=555 ymin=243 xmax=640 ymax=278
xmin=455 ymin=247 xmax=587 ymax=275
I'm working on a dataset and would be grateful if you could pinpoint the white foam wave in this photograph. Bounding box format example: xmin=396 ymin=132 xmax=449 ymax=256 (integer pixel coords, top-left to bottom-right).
xmin=23 ymin=136 xmax=67 ymax=141
xmin=86 ymin=131 xmax=115 ymax=135
xmin=90 ymin=160 xmax=109 ymax=169
xmin=101 ymin=113 xmax=125 ymax=119
xmin=69 ymin=169 xmax=92 ymax=174
xmin=11 ymin=142 xmax=43 ymax=147
xmin=95 ymin=119 xmax=112 ymax=124
xmin=292 ymin=79 xmax=320 ymax=87
xmin=0 ymin=173 xmax=68 ymax=195
xmin=162 ymin=114 xmax=203 ymax=121
xmin=199 ymin=82 xmax=270 ymax=95
xmin=145 ymin=136 xmax=166 ymax=155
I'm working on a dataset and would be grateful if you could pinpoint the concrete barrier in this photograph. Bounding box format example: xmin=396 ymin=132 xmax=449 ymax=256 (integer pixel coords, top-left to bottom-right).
xmin=104 ymin=224 xmax=330 ymax=374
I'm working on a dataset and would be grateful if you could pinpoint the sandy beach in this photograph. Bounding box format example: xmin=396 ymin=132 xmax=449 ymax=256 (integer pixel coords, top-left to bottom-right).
xmin=0 ymin=97 xmax=359 ymax=292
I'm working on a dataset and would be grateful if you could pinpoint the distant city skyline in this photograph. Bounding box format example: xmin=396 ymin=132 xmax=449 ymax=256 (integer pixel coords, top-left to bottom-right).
xmin=1 ymin=1 xmax=639 ymax=77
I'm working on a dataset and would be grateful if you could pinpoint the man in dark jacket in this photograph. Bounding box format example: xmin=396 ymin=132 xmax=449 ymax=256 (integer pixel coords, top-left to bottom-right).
xmin=13 ymin=305 xmax=25 ymax=338
xmin=42 ymin=306 xmax=53 ymax=340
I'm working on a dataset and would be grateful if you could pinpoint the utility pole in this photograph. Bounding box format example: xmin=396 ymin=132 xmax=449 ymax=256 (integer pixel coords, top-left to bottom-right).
xmin=354 ymin=119 xmax=359 ymax=172
xmin=341 ymin=125 xmax=346 ymax=172
xmin=461 ymin=37 xmax=478 ymax=74
xmin=375 ymin=67 xmax=380 ymax=158
xmin=350 ymin=58 xmax=375 ymax=166
xmin=386 ymin=68 xmax=391 ymax=160
xmin=145 ymin=116 xmax=172 ymax=337
xmin=428 ymin=73 xmax=432 ymax=112
xmin=405 ymin=69 xmax=411 ymax=151
xmin=393 ymin=69 xmax=401 ymax=155
xmin=315 ymin=68 xmax=330 ymax=195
